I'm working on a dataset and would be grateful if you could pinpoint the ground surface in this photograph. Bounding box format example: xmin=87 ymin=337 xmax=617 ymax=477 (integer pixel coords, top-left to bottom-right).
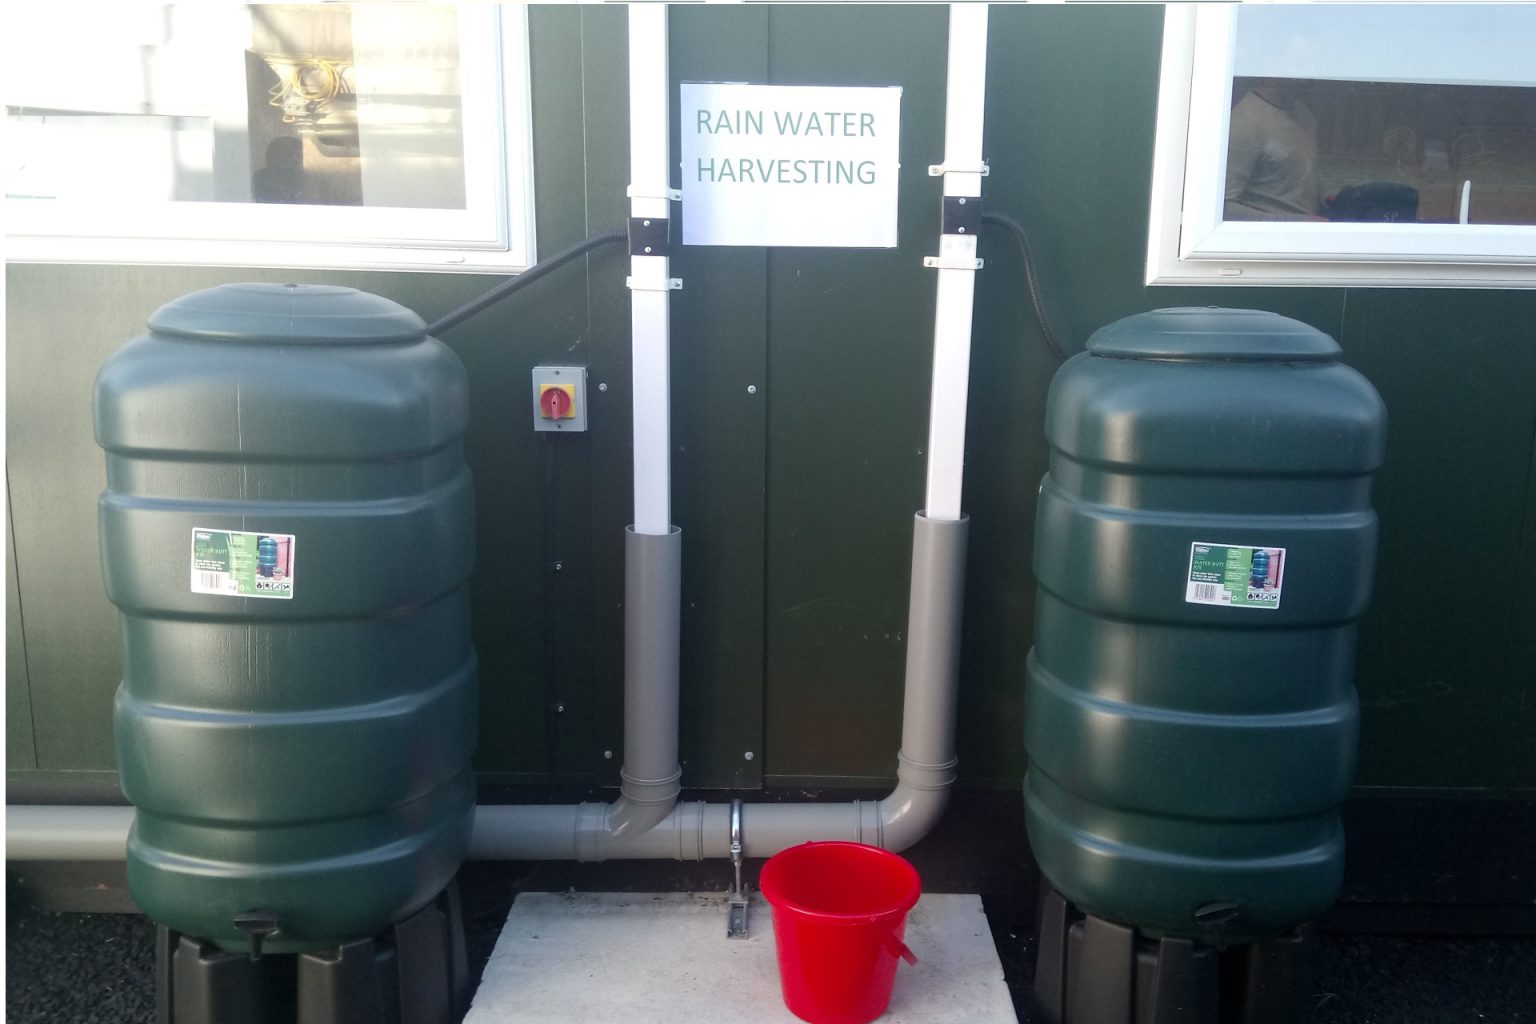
xmin=8 ymin=886 xmax=1536 ymax=1023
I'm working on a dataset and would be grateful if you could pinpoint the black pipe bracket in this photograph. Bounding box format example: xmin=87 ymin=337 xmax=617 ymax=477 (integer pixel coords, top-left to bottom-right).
xmin=629 ymin=217 xmax=672 ymax=257
xmin=942 ymin=196 xmax=983 ymax=237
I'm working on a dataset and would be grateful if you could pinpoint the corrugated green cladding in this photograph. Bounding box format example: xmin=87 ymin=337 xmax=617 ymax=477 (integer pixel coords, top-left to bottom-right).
xmin=1023 ymin=308 xmax=1387 ymax=942
xmin=95 ymin=284 xmax=478 ymax=954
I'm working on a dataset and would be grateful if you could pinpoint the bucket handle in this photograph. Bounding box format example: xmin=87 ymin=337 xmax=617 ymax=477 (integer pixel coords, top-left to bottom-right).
xmin=881 ymin=930 xmax=919 ymax=966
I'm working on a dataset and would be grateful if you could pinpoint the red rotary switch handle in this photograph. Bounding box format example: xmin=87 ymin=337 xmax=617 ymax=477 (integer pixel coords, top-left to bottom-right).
xmin=540 ymin=386 xmax=573 ymax=420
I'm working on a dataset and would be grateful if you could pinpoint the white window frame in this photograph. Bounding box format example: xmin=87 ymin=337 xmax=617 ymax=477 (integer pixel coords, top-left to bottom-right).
xmin=1147 ymin=4 xmax=1536 ymax=289
xmin=4 ymin=4 xmax=536 ymax=274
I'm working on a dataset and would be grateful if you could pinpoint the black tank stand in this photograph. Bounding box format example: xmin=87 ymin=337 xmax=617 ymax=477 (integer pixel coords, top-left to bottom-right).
xmin=1032 ymin=886 xmax=1312 ymax=1024
xmin=155 ymin=883 xmax=467 ymax=1024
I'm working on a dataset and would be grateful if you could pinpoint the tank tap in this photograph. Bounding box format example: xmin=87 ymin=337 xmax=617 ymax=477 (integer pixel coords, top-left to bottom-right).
xmin=233 ymin=910 xmax=281 ymax=961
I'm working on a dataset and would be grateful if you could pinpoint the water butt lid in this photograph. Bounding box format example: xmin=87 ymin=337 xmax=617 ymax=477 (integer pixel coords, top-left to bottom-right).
xmin=1086 ymin=307 xmax=1341 ymax=362
xmin=146 ymin=282 xmax=428 ymax=346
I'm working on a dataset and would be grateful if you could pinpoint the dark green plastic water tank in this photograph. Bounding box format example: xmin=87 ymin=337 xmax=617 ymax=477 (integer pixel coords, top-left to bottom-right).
xmin=1023 ymin=308 xmax=1386 ymax=942
xmin=96 ymin=283 xmax=477 ymax=954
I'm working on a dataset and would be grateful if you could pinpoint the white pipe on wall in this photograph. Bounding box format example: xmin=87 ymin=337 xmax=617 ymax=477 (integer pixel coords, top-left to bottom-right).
xmin=628 ymin=2 xmax=675 ymax=537
xmin=923 ymin=3 xmax=989 ymax=523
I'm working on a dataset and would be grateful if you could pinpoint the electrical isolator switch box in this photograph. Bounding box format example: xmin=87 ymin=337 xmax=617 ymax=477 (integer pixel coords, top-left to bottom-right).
xmin=532 ymin=365 xmax=588 ymax=432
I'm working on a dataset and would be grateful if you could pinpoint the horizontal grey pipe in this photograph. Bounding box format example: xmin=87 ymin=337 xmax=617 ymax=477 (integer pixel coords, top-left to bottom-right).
xmin=467 ymin=777 xmax=945 ymax=862
xmin=6 ymin=791 xmax=933 ymax=863
xmin=6 ymin=789 xmax=938 ymax=863
xmin=6 ymin=805 xmax=136 ymax=861
xmin=7 ymin=514 xmax=966 ymax=864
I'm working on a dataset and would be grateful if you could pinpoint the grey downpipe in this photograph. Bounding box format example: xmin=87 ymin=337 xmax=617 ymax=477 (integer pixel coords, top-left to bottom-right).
xmin=605 ymin=526 xmax=684 ymax=837
xmin=886 ymin=511 xmax=967 ymax=850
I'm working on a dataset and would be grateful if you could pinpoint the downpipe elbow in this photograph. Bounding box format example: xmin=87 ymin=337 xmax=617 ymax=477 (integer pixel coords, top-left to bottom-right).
xmin=606 ymin=766 xmax=683 ymax=839
xmin=876 ymin=751 xmax=959 ymax=852
xmin=571 ymin=768 xmax=684 ymax=861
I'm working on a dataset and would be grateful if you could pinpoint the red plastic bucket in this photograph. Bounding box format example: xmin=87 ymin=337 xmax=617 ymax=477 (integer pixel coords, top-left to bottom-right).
xmin=760 ymin=841 xmax=922 ymax=1024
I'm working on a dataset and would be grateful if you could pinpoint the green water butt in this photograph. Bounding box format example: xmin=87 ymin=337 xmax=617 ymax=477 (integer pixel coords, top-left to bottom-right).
xmin=1023 ymin=307 xmax=1386 ymax=943
xmin=96 ymin=283 xmax=477 ymax=954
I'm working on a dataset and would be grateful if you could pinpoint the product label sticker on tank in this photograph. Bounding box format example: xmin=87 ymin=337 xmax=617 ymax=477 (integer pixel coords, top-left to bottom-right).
xmin=190 ymin=528 xmax=296 ymax=599
xmin=1185 ymin=542 xmax=1284 ymax=610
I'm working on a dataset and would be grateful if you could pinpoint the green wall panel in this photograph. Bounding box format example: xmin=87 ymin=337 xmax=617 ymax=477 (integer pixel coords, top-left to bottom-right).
xmin=576 ymin=6 xmax=641 ymax=788
xmin=1339 ymin=290 xmax=1536 ymax=790
xmin=669 ymin=6 xmax=772 ymax=788
xmin=761 ymin=5 xmax=948 ymax=785
xmin=1509 ymin=438 xmax=1536 ymax=786
xmin=6 ymin=484 xmax=36 ymax=770
xmin=440 ymin=4 xmax=628 ymax=784
xmin=7 ymin=266 xmax=138 ymax=772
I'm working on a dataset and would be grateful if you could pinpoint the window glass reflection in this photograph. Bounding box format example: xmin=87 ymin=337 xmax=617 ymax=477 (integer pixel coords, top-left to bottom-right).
xmin=1224 ymin=7 xmax=1536 ymax=225
xmin=5 ymin=4 xmax=468 ymax=211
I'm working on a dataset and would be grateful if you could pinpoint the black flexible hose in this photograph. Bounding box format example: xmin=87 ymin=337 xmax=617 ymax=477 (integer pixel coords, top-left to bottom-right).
xmin=980 ymin=211 xmax=1070 ymax=362
xmin=427 ymin=228 xmax=627 ymax=335
xmin=429 ymin=219 xmax=1066 ymax=362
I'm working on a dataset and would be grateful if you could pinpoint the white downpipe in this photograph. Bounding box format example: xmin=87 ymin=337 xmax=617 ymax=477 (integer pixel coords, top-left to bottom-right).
xmin=923 ymin=3 xmax=989 ymax=523
xmin=7 ymin=4 xmax=991 ymax=868
xmin=629 ymin=2 xmax=674 ymax=537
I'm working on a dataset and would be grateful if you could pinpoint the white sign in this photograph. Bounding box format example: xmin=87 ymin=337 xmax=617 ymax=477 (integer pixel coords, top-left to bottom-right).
xmin=680 ymin=83 xmax=902 ymax=248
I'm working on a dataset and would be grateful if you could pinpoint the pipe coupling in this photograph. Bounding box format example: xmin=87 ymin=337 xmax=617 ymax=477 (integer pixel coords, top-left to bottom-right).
xmin=896 ymin=750 xmax=960 ymax=791
xmin=618 ymin=766 xmax=684 ymax=805
xmin=857 ymin=799 xmax=885 ymax=847
xmin=673 ymin=801 xmax=709 ymax=861
xmin=575 ymin=802 xmax=613 ymax=862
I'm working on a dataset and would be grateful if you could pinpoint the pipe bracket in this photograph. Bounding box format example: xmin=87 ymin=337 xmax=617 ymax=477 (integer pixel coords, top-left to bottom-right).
xmin=923 ymin=255 xmax=984 ymax=271
xmin=927 ymin=161 xmax=989 ymax=177
xmin=629 ymin=216 xmax=671 ymax=257
xmin=626 ymin=275 xmax=684 ymax=292
xmin=727 ymin=799 xmax=750 ymax=938
xmin=942 ymin=196 xmax=982 ymax=236
xmin=627 ymin=185 xmax=683 ymax=202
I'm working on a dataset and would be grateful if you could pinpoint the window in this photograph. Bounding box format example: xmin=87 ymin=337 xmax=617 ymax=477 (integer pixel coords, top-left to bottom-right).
xmin=1149 ymin=4 xmax=1536 ymax=288
xmin=4 ymin=3 xmax=534 ymax=272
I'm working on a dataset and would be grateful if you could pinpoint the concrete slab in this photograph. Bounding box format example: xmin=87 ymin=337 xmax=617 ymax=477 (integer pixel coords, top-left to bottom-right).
xmin=465 ymin=891 xmax=1017 ymax=1023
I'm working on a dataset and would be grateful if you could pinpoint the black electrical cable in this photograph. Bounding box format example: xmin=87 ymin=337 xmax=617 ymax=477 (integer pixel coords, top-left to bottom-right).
xmin=427 ymin=228 xmax=627 ymax=335
xmin=980 ymin=211 xmax=1070 ymax=362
